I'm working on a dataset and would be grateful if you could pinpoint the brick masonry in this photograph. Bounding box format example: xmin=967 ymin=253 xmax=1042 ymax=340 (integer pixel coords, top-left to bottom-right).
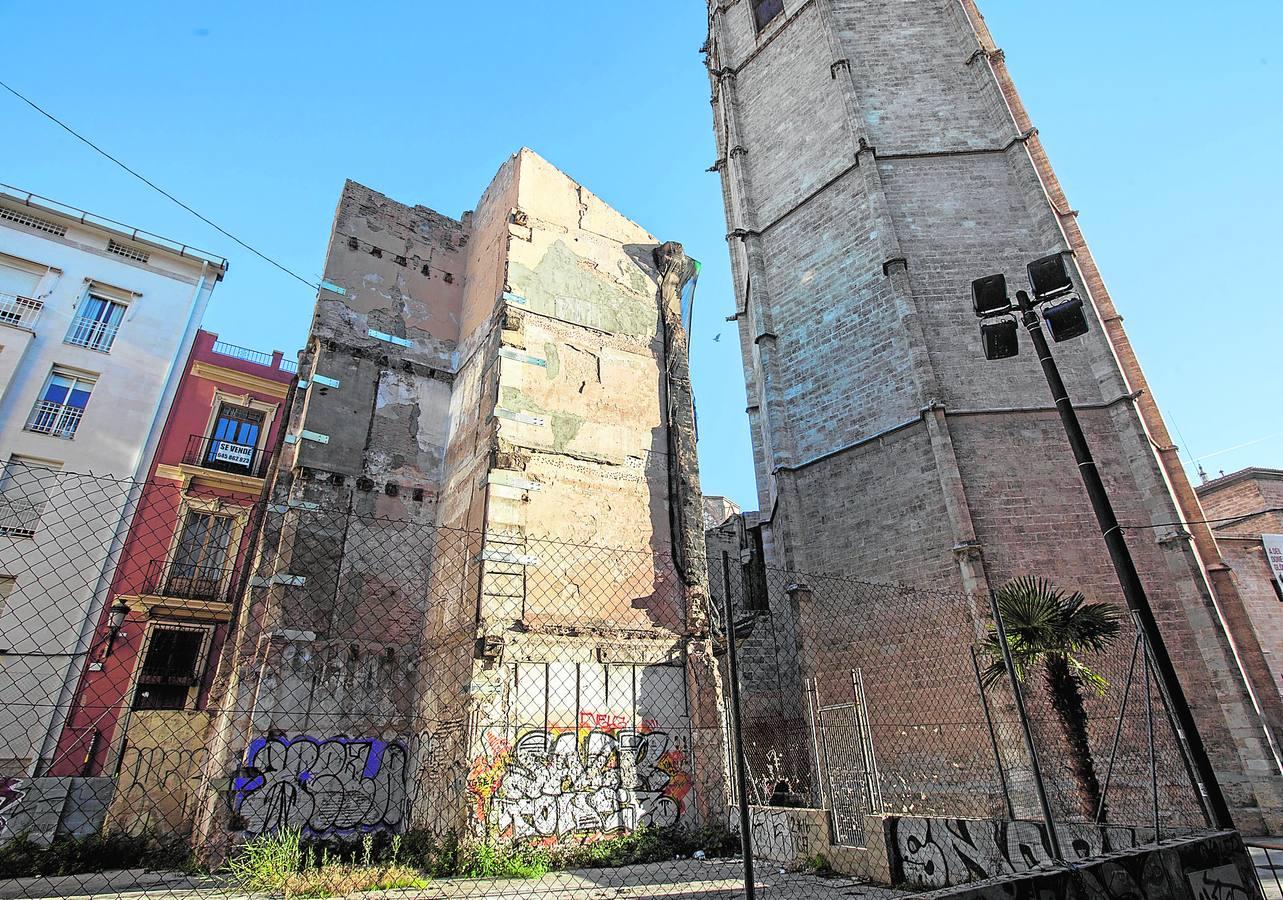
xmin=706 ymin=0 xmax=1283 ymax=831
xmin=1198 ymin=470 xmax=1283 ymax=701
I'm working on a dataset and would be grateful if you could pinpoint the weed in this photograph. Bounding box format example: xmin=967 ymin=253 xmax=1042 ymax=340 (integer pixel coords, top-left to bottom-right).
xmin=0 ymin=831 xmax=193 ymax=879
xmin=225 ymin=829 xmax=427 ymax=898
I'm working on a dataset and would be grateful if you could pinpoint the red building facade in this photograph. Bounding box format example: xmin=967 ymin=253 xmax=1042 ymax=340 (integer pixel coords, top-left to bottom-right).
xmin=48 ymin=331 xmax=293 ymax=828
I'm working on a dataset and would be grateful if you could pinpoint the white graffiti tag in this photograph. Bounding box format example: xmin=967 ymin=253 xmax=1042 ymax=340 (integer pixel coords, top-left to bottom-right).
xmin=233 ymin=736 xmax=407 ymax=836
xmin=490 ymin=729 xmax=685 ymax=839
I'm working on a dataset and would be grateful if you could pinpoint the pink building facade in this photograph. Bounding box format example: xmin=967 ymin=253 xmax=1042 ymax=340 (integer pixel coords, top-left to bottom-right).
xmin=48 ymin=331 xmax=293 ymax=820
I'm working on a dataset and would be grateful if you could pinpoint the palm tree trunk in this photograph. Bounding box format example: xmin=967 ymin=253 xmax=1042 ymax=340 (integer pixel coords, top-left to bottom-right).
xmin=1044 ymin=656 xmax=1105 ymax=820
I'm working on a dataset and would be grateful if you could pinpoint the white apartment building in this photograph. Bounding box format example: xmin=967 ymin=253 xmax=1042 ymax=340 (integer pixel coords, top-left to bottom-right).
xmin=0 ymin=185 xmax=227 ymax=777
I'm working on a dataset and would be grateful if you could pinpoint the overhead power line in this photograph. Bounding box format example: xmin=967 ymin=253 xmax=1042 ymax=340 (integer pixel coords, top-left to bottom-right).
xmin=0 ymin=78 xmax=319 ymax=292
xmin=1122 ymin=507 xmax=1283 ymax=532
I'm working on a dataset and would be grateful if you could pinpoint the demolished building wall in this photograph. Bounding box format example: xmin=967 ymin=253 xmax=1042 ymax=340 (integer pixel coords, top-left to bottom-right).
xmin=199 ymin=150 xmax=724 ymax=852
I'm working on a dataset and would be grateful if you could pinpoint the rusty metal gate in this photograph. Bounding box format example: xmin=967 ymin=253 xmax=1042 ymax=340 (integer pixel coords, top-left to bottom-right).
xmin=810 ymin=669 xmax=881 ymax=847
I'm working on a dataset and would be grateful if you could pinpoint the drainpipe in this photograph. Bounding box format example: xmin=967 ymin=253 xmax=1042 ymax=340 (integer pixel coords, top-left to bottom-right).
xmin=33 ymin=262 xmax=216 ymax=776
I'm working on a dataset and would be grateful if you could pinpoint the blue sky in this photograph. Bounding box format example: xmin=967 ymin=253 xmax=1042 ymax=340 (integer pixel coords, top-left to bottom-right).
xmin=2 ymin=1 xmax=1279 ymax=510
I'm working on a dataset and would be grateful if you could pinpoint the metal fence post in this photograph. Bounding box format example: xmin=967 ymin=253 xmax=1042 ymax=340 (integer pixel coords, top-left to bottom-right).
xmin=988 ymin=589 xmax=1062 ymax=859
xmin=971 ymin=646 xmax=1015 ymax=819
xmin=723 ymin=551 xmax=756 ymax=900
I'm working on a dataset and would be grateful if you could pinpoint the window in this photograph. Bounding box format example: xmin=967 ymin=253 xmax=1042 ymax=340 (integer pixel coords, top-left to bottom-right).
xmin=66 ymin=295 xmax=126 ymax=352
xmin=0 ymin=576 xmax=15 ymax=615
xmin=166 ymin=510 xmax=234 ymax=600
xmin=27 ymin=369 xmax=95 ymax=438
xmin=132 ymin=625 xmax=206 ymax=710
xmin=0 ymin=261 xmax=45 ymax=328
xmin=0 ymin=456 xmax=60 ymax=537
xmin=203 ymin=403 xmax=264 ymax=473
xmin=753 ymin=0 xmax=784 ymax=31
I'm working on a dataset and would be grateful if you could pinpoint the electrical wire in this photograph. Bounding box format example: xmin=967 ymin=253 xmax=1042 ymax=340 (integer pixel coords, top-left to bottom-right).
xmin=0 ymin=78 xmax=320 ymax=292
xmin=1121 ymin=507 xmax=1283 ymax=532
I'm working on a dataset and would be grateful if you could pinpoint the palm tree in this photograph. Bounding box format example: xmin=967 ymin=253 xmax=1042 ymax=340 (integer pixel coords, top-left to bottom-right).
xmin=979 ymin=576 xmax=1122 ymax=820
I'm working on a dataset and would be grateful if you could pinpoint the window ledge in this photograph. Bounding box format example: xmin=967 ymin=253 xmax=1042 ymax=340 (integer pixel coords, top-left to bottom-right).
xmin=136 ymin=594 xmax=233 ymax=623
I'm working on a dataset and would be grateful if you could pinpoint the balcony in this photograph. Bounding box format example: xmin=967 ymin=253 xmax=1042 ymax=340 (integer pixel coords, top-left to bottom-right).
xmin=182 ymin=433 xmax=269 ymax=479
xmin=0 ymin=292 xmax=43 ymax=329
xmin=211 ymin=339 xmax=297 ymax=373
xmin=144 ymin=559 xmax=232 ymax=603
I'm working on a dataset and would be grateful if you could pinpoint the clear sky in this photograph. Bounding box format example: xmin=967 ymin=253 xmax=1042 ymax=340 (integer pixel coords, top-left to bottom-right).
xmin=3 ymin=1 xmax=1279 ymax=510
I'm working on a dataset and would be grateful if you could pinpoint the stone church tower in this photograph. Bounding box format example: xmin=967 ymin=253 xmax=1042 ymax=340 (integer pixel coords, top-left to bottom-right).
xmin=706 ymin=0 xmax=1283 ymax=830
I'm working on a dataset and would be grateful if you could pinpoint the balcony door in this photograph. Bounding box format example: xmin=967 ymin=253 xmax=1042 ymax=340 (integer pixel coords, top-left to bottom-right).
xmin=166 ymin=510 xmax=233 ymax=601
xmin=205 ymin=403 xmax=263 ymax=474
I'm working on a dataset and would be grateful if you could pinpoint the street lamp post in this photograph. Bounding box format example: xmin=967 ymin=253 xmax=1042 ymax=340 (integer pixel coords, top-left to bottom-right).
xmin=971 ymin=256 xmax=1234 ymax=830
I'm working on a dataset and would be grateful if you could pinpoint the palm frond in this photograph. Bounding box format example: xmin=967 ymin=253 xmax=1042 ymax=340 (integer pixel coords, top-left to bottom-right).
xmin=978 ymin=575 xmax=1122 ymax=692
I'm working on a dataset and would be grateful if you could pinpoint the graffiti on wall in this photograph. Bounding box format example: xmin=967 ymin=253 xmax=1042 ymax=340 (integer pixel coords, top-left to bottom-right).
xmin=739 ymin=806 xmax=823 ymax=864
xmin=232 ymin=736 xmax=407 ymax=836
xmin=468 ymin=723 xmax=692 ymax=841
xmin=889 ymin=816 xmax=1140 ymax=889
xmin=0 ymin=778 xmax=23 ymax=831
xmin=1187 ymin=864 xmax=1253 ymax=900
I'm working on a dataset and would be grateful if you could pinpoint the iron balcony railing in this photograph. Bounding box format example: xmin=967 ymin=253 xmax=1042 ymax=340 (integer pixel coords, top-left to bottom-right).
xmin=144 ymin=558 xmax=232 ymax=603
xmin=182 ymin=433 xmax=269 ymax=478
xmin=0 ymin=292 xmax=43 ymax=328
xmin=212 ymin=339 xmax=273 ymax=367
xmin=65 ymin=315 xmax=121 ymax=352
xmin=211 ymin=339 xmax=297 ymax=373
xmin=26 ymin=400 xmax=84 ymax=438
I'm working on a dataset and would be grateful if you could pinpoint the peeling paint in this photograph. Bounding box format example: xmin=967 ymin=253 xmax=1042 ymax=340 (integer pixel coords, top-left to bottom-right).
xmin=508 ymin=241 xmax=656 ymax=339
xmin=498 ymin=386 xmax=584 ymax=453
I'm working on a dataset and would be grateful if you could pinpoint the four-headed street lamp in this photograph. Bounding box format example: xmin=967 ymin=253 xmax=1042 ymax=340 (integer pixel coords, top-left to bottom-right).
xmin=969 ymin=253 xmax=1233 ymax=830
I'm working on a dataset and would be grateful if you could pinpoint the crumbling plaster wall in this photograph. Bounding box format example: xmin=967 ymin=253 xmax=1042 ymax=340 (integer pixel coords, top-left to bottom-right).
xmin=411 ymin=150 xmax=726 ymax=840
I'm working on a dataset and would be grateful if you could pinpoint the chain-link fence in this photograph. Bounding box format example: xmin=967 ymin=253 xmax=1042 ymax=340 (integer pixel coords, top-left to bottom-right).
xmin=0 ymin=467 xmax=1214 ymax=898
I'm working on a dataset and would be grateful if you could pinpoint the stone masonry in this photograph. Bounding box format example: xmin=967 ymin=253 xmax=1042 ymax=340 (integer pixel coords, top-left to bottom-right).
xmin=197 ymin=149 xmax=725 ymax=851
xmin=1197 ymin=469 xmax=1283 ymax=702
xmin=705 ymin=0 xmax=1283 ymax=831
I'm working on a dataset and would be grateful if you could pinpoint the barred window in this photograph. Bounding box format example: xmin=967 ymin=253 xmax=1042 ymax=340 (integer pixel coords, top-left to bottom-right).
xmin=133 ymin=625 xmax=206 ymax=710
xmin=165 ymin=510 xmax=234 ymax=601
xmin=0 ymin=456 xmax=60 ymax=537
xmin=66 ymin=294 xmax=126 ymax=352
xmin=26 ymin=369 xmax=95 ymax=439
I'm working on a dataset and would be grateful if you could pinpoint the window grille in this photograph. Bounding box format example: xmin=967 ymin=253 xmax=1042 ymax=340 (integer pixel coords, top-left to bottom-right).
xmin=0 ymin=206 xmax=67 ymax=237
xmin=0 ymin=457 xmax=59 ymax=537
xmin=0 ymin=293 xmax=44 ymax=328
xmin=26 ymin=370 xmax=95 ymax=439
xmin=66 ymin=295 xmax=125 ymax=352
xmin=106 ymin=239 xmax=150 ymax=263
xmin=133 ymin=625 xmax=206 ymax=710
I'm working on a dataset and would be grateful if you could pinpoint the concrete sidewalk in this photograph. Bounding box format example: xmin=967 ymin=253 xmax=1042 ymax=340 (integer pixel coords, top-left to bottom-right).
xmin=1 ymin=859 xmax=910 ymax=900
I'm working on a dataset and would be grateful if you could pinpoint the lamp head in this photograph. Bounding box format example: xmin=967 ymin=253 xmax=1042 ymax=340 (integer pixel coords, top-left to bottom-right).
xmin=981 ymin=318 xmax=1019 ymax=360
xmin=107 ymin=600 xmax=130 ymax=631
xmin=971 ymin=273 xmax=1011 ymax=317
xmin=1043 ymin=296 xmax=1090 ymax=342
xmin=1027 ymin=253 xmax=1074 ymax=301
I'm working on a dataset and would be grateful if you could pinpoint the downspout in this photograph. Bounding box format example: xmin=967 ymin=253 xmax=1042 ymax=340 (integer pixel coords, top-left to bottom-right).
xmin=34 ymin=262 xmax=216 ymax=774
